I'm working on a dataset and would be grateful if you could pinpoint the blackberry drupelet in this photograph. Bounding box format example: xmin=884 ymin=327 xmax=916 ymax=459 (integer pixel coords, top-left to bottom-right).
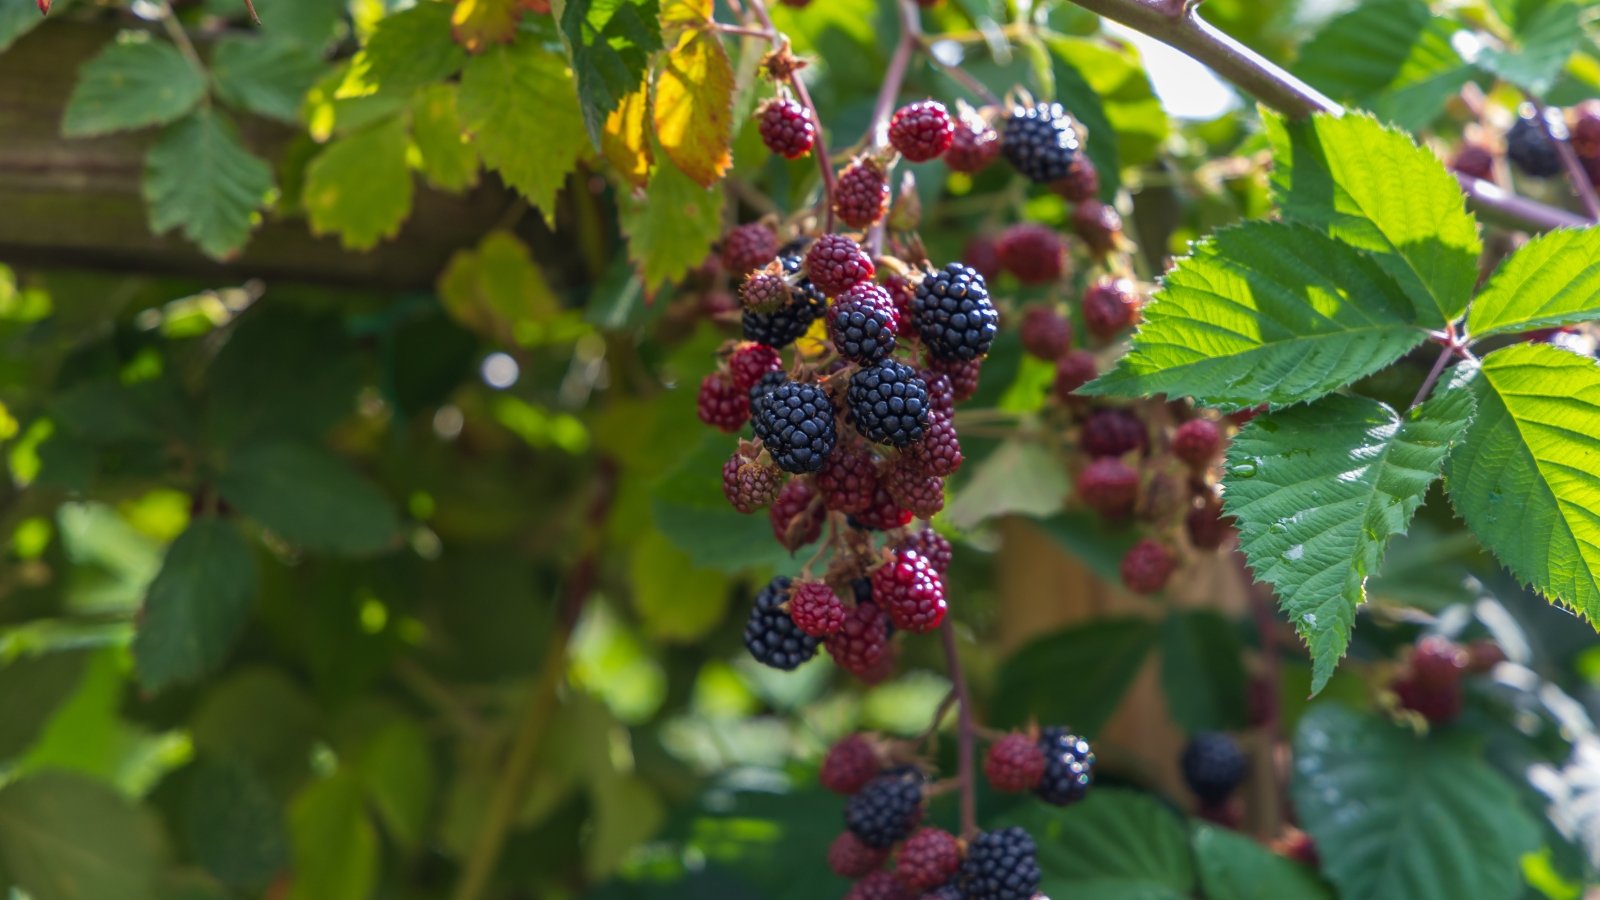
xmin=914 ymin=264 xmax=998 ymax=361
xmin=752 ymin=380 xmax=838 ymax=473
xmin=959 ymin=827 xmax=1040 ymax=900
xmin=1001 ymin=103 xmax=1080 ymax=183
xmin=743 ymin=576 xmax=820 ymax=670
xmin=1035 ymin=726 xmax=1094 ymax=806
xmin=845 ymin=766 xmax=926 ymax=849
xmin=848 ymin=360 xmax=931 ymax=447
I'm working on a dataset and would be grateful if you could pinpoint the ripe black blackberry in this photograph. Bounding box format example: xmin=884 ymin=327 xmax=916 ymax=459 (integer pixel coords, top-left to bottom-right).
xmin=848 ymin=360 xmax=930 ymax=447
xmin=1035 ymin=726 xmax=1094 ymax=806
xmin=743 ymin=576 xmax=820 ymax=670
xmin=752 ymin=380 xmax=838 ymax=473
xmin=958 ymin=827 xmax=1041 ymax=900
xmin=1181 ymin=732 xmax=1247 ymax=805
xmin=1507 ymin=109 xmax=1565 ymax=179
xmin=1001 ymin=102 xmax=1080 ymax=183
xmin=829 ymin=282 xmax=899 ymax=364
xmin=748 ymin=370 xmax=788 ymax=419
xmin=845 ymin=766 xmax=926 ymax=849
xmin=913 ymin=264 xmax=998 ymax=362
xmin=741 ymin=254 xmax=826 ymax=347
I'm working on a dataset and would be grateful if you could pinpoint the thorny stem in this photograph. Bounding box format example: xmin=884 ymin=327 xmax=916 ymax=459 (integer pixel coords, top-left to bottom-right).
xmin=1529 ymin=96 xmax=1600 ymax=222
xmin=1063 ymin=0 xmax=1589 ymax=232
xmin=940 ymin=622 xmax=979 ymax=839
xmin=744 ymin=0 xmax=837 ymax=229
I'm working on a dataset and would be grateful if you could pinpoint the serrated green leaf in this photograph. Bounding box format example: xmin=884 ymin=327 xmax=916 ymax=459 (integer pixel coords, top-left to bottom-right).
xmin=287 ymin=774 xmax=377 ymax=900
xmin=1224 ymin=388 xmax=1475 ymax=692
xmin=1467 ymin=227 xmax=1600 ymax=337
xmin=303 ymin=116 xmax=414 ymax=250
xmin=132 ymin=520 xmax=258 ymax=691
xmin=1160 ymin=610 xmax=1248 ymax=731
xmin=210 ymin=36 xmax=326 ymax=123
xmin=1477 ymin=0 xmax=1584 ymax=95
xmin=409 ymin=83 xmax=479 ymax=192
xmin=205 ymin=305 xmax=362 ymax=443
xmin=1292 ymin=703 xmax=1540 ymax=900
xmin=339 ymin=0 xmax=465 ymax=97
xmin=1265 ymin=111 xmax=1482 ymax=327
xmin=1192 ymin=825 xmax=1334 ymax=900
xmin=991 ymin=618 xmax=1159 ymax=733
xmin=556 ymin=0 xmax=662 ymax=144
xmin=1444 ymin=343 xmax=1600 ymax=619
xmin=999 ymin=789 xmax=1195 ymax=898
xmin=0 ymin=652 xmax=87 ymax=762
xmin=62 ymin=36 xmax=206 ymax=137
xmin=143 ymin=108 xmax=275 ymax=259
xmin=218 ymin=441 xmax=399 ymax=556
xmin=351 ymin=720 xmax=434 ymax=849
xmin=1292 ymin=0 xmax=1473 ymax=131
xmin=618 ymin=153 xmax=723 ymax=292
xmin=1082 ymin=222 xmax=1426 ymax=409
xmin=182 ymin=761 xmax=289 ymax=890
xmin=223 ymin=0 xmax=342 ymax=48
xmin=458 ymin=40 xmax=585 ymax=225
xmin=0 ymin=771 xmax=167 ymax=900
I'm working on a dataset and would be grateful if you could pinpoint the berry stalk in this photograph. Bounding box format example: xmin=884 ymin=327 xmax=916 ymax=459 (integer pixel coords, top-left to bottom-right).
xmin=744 ymin=0 xmax=838 ymax=229
xmin=939 ymin=621 xmax=979 ymax=838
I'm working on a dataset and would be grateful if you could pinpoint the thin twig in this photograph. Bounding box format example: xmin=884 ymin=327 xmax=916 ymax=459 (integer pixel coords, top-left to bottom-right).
xmin=243 ymin=0 xmax=261 ymax=25
xmin=939 ymin=622 xmax=978 ymax=839
xmin=745 ymin=0 xmax=837 ymax=229
xmin=156 ymin=0 xmax=206 ymax=73
xmin=865 ymin=0 xmax=921 ymax=253
xmin=1409 ymin=344 xmax=1457 ymax=409
xmin=1529 ymin=96 xmax=1600 ymax=222
xmin=915 ymin=688 xmax=960 ymax=746
xmin=714 ymin=22 xmax=776 ymax=39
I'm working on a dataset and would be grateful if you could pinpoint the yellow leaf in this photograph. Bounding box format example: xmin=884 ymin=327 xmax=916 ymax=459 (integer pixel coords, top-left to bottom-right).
xmin=602 ymin=88 xmax=652 ymax=189
xmin=437 ymin=231 xmax=560 ymax=344
xmin=659 ymin=0 xmax=710 ymax=33
xmin=451 ymin=0 xmax=523 ymax=53
xmin=652 ymin=29 xmax=733 ymax=188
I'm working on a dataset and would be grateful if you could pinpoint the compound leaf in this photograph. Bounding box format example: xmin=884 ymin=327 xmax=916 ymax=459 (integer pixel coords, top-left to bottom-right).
xmin=143 ymin=108 xmax=274 ymax=259
xmin=458 ymin=40 xmax=585 ymax=225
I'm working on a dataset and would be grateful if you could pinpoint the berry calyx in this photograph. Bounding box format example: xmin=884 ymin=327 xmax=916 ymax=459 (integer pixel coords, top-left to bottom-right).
xmin=821 ymin=733 xmax=883 ymax=794
xmin=829 ymin=282 xmax=900 ymax=364
xmin=945 ymin=107 xmax=1000 ymax=173
xmin=836 ymin=156 xmax=892 ymax=229
xmin=1076 ymin=457 xmax=1139 ymax=519
xmin=1081 ymin=407 xmax=1148 ymax=458
xmin=1185 ymin=495 xmax=1234 ymax=550
xmin=830 ymin=831 xmax=891 ymax=878
xmin=1180 ymin=732 xmax=1248 ymax=805
xmin=721 ymin=222 xmax=779 ymax=276
xmin=958 ymin=827 xmax=1041 ymax=900
xmin=744 ymin=576 xmax=821 ymax=670
xmin=995 ymin=223 xmax=1065 ymax=285
xmin=914 ymin=263 xmax=999 ymax=361
xmin=759 ymin=97 xmax=817 ymax=159
xmin=1001 ymin=102 xmax=1080 ymax=183
xmin=1019 ymin=305 xmax=1072 ymax=360
xmin=848 ymin=360 xmax=931 ymax=447
xmin=752 ymin=380 xmax=839 ymax=474
xmin=1449 ymin=142 xmax=1496 ymax=182
xmin=984 ymin=732 xmax=1046 ymax=793
xmin=697 ymin=371 xmax=750 ymax=432
xmin=889 ymin=100 xmax=955 ymax=162
xmin=789 ymin=580 xmax=847 ymax=637
xmin=728 ymin=342 xmax=784 ymax=391
xmin=846 ymin=766 xmax=926 ymax=849
xmin=1120 ymin=537 xmax=1175 ymax=594
xmin=1171 ymin=418 xmax=1222 ymax=468
xmin=871 ymin=549 xmax=947 ymax=633
xmin=896 ymin=828 xmax=962 ymax=892
xmin=806 ymin=234 xmax=876 ymax=297
xmin=770 ymin=476 xmax=825 ymax=550
xmin=722 ymin=450 xmax=780 ymax=513
xmin=1035 ymin=727 xmax=1094 ymax=806
xmin=1082 ymin=277 xmax=1139 ymax=340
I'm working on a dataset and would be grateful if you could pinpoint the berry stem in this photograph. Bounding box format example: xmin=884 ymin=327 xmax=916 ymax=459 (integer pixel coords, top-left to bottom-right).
xmin=1528 ymin=95 xmax=1600 ymax=222
xmin=714 ymin=21 xmax=776 ymax=38
xmin=939 ymin=620 xmax=979 ymax=839
xmin=1061 ymin=0 xmax=1591 ymax=232
xmin=1244 ymin=567 xmax=1285 ymax=838
xmin=1408 ymin=344 xmax=1457 ymax=410
xmin=864 ymin=0 xmax=921 ymax=253
xmin=744 ymin=0 xmax=838 ymax=229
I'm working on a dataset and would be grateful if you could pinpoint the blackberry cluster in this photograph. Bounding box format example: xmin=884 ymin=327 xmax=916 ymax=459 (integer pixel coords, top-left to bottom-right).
xmin=743 ymin=576 xmax=820 ymax=670
xmin=753 ymin=380 xmax=838 ymax=473
xmin=1180 ymin=732 xmax=1247 ymax=805
xmin=913 ymin=264 xmax=998 ymax=361
xmin=1035 ymin=727 xmax=1094 ymax=806
xmin=848 ymin=360 xmax=930 ymax=447
xmin=1001 ymin=103 xmax=1080 ymax=183
xmin=846 ymin=767 xmax=926 ymax=848
xmin=959 ymin=827 xmax=1041 ymax=900
xmin=742 ymin=255 xmax=826 ymax=347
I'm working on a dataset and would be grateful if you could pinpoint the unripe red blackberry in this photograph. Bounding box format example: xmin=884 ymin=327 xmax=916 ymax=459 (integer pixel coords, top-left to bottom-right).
xmin=1465 ymin=639 xmax=1506 ymax=673
xmin=945 ymin=107 xmax=1000 ymax=173
xmin=1121 ymin=538 xmax=1175 ymax=594
xmin=857 ymin=640 xmax=901 ymax=685
xmin=818 ymin=445 xmax=880 ymax=514
xmin=961 ymin=236 xmax=1002 ymax=283
xmin=1571 ymin=99 xmax=1600 ymax=156
xmin=739 ymin=266 xmax=791 ymax=314
xmin=770 ymin=476 xmax=825 ymax=550
xmin=743 ymin=255 xmax=827 ymax=346
xmin=871 ymin=549 xmax=946 ymax=633
xmin=827 ymin=601 xmax=893 ymax=678
xmin=846 ymin=766 xmax=927 ymax=849
xmin=889 ymin=100 xmax=955 ymax=162
xmin=996 ymin=223 xmax=1066 ymax=285
xmin=924 ymin=357 xmax=980 ymax=403
xmin=728 ymin=342 xmax=783 ymax=391
xmin=1052 ymin=154 xmax=1100 ymax=203
xmin=903 ymin=411 xmax=962 ymax=477
xmin=1053 ymin=350 xmax=1098 ymax=403
xmin=821 ymin=733 xmax=883 ymax=794
xmin=1271 ymin=828 xmax=1319 ymax=867
xmin=829 ymin=282 xmax=900 ymax=364
xmin=897 ymin=528 xmax=952 ymax=574
xmin=884 ymin=464 xmax=945 ymax=519
xmin=722 ymin=452 xmax=780 ymax=513
xmin=1081 ymin=408 xmax=1147 ymax=458
xmin=836 ymin=156 xmax=892 ymax=229
xmin=847 ymin=870 xmax=911 ymax=900
xmin=920 ymin=885 xmax=963 ymax=900
xmin=1185 ymin=496 xmax=1234 ymax=550
xmin=829 ymin=831 xmax=890 ymax=878
xmin=788 ymin=581 xmax=845 ymax=637
xmin=758 ymin=97 xmax=816 ymax=159
xmin=697 ymin=371 xmax=749 ymax=432
xmin=1019 ymin=305 xmax=1072 ymax=360
xmin=1082 ymin=277 xmax=1139 ymax=340
xmin=852 ymin=483 xmax=915 ymax=531
xmin=1226 ymin=405 xmax=1266 ymax=426
xmin=896 ymin=828 xmax=962 ymax=891
xmin=883 ymin=273 xmax=919 ymax=339
xmin=721 ymin=222 xmax=778 ymax=276
xmin=1076 ymin=457 xmax=1138 ymax=519
xmin=918 ymin=371 xmax=954 ymax=417
xmin=1394 ymin=675 xmax=1463 ymax=723
xmin=806 ymin=234 xmax=875 ymax=297
xmin=1410 ymin=635 xmax=1467 ymax=685
xmin=1171 ymin=418 xmax=1222 ymax=468
xmin=700 ymin=290 xmax=738 ymax=318
xmin=1449 ymin=142 xmax=1496 ymax=183
xmin=984 ymin=732 xmax=1046 ymax=793
xmin=1072 ymin=199 xmax=1124 ymax=257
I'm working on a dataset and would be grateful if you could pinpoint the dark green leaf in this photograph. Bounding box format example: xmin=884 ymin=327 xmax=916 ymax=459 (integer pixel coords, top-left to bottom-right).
xmin=1000 ymin=789 xmax=1195 ymax=897
xmin=206 ymin=306 xmax=362 ymax=443
xmin=0 ymin=771 xmax=167 ymax=900
xmin=651 ymin=437 xmax=800 ymax=573
xmin=182 ymin=761 xmax=289 ymax=890
xmin=188 ymin=667 xmax=319 ymax=795
xmin=0 ymin=651 xmax=87 ymax=760
xmin=143 ymin=108 xmax=275 ymax=259
xmin=1160 ymin=610 xmax=1248 ymax=731
xmin=618 ymin=152 xmax=725 ymax=292
xmin=211 ymin=36 xmax=326 ymax=123
xmin=558 ymin=0 xmax=663 ymax=144
xmin=63 ymin=36 xmax=206 ymax=137
xmin=991 ymin=618 xmax=1160 ymax=734
xmin=343 ymin=1 xmax=465 ymax=96
xmin=1192 ymin=824 xmax=1334 ymax=900
xmin=218 ymin=441 xmax=399 ymax=556
xmin=1477 ymin=0 xmax=1584 ymax=94
xmin=52 ymin=379 xmax=188 ymax=445
xmin=227 ymin=0 xmax=343 ymax=49
xmin=133 ymin=520 xmax=258 ymax=691
xmin=0 ymin=0 xmax=70 ymax=55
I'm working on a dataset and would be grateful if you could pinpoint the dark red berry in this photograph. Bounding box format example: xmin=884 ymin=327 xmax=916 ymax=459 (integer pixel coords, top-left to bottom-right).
xmin=945 ymin=107 xmax=1000 ymax=173
xmin=924 ymin=357 xmax=980 ymax=404
xmin=818 ymin=445 xmax=880 ymax=514
xmin=830 ymin=831 xmax=891 ymax=878
xmin=721 ymin=222 xmax=779 ymax=275
xmin=903 ymin=411 xmax=962 ymax=477
xmin=917 ymin=370 xmax=954 ymax=416
xmin=698 ymin=371 xmax=749 ymax=432
xmin=770 ymin=476 xmax=825 ymax=550
xmin=1226 ymin=405 xmax=1266 ymax=426
xmin=805 ymin=234 xmax=875 ymax=297
xmin=788 ymin=581 xmax=846 ymax=637
xmin=1053 ymin=350 xmax=1098 ymax=403
xmin=1449 ymin=142 xmax=1496 ymax=183
xmin=836 ymin=156 xmax=892 ymax=229
xmin=1081 ymin=408 xmax=1147 ymax=458
xmin=1052 ymin=155 xmax=1099 ymax=202
xmin=729 ymin=342 xmax=783 ymax=391
xmin=1171 ymin=418 xmax=1222 ymax=468
xmin=847 ymin=870 xmax=911 ymax=900
xmin=1076 ymin=457 xmax=1138 ymax=518
xmin=883 ymin=273 xmax=919 ymax=338
xmin=1072 ymin=200 xmax=1123 ymax=257
xmin=1394 ymin=675 xmax=1462 ymax=723
xmin=884 ymin=464 xmax=945 ymax=519
xmin=852 ymin=483 xmax=915 ymax=531
xmin=722 ymin=452 xmax=780 ymax=513
xmin=996 ymin=224 xmax=1065 ymax=285
xmin=871 ymin=550 xmax=946 ymax=633
xmin=830 ymin=282 xmax=900 ymax=364
xmin=739 ymin=265 xmax=792 ymax=314
xmin=828 ymin=602 xmax=893 ymax=678
xmin=759 ymin=98 xmax=816 ymax=159
xmin=897 ymin=528 xmax=952 ymax=574
xmin=1185 ymin=496 xmax=1233 ymax=550
xmin=896 ymin=828 xmax=962 ymax=891
xmin=1121 ymin=538 xmax=1175 ymax=594
xmin=889 ymin=101 xmax=955 ymax=162
xmin=1465 ymin=639 xmax=1506 ymax=673
xmin=1082 ymin=277 xmax=1139 ymax=340
xmin=961 ymin=236 xmax=1002 ymax=283
xmin=821 ymin=733 xmax=883 ymax=794
xmin=984 ymin=732 xmax=1046 ymax=793
xmin=1019 ymin=305 xmax=1072 ymax=360
xmin=1410 ymin=635 xmax=1467 ymax=685
xmin=1571 ymin=99 xmax=1600 ymax=156
xmin=700 ymin=290 xmax=738 ymax=318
